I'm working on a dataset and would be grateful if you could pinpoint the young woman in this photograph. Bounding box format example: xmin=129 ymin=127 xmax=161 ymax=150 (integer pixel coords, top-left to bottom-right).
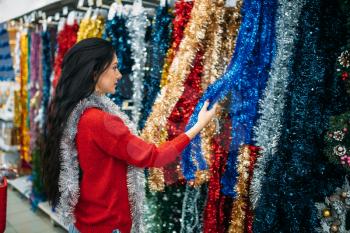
xmin=42 ymin=38 xmax=217 ymax=233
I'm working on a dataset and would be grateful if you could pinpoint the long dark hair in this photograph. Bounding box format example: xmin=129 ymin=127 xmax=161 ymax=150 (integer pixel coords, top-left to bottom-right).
xmin=42 ymin=38 xmax=115 ymax=206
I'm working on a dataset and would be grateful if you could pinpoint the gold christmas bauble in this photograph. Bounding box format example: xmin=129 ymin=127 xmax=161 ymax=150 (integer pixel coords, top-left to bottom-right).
xmin=322 ymin=209 xmax=331 ymax=218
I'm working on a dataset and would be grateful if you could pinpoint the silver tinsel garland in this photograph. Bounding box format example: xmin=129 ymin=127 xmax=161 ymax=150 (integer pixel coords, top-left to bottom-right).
xmin=250 ymin=0 xmax=306 ymax=208
xmin=57 ymin=94 xmax=146 ymax=233
xmin=125 ymin=4 xmax=149 ymax=128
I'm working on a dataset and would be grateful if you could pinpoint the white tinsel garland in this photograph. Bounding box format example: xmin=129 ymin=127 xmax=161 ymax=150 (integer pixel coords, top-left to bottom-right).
xmin=125 ymin=4 xmax=149 ymax=128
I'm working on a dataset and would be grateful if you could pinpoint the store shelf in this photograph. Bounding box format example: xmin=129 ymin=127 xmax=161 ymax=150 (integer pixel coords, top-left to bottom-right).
xmin=7 ymin=176 xmax=69 ymax=231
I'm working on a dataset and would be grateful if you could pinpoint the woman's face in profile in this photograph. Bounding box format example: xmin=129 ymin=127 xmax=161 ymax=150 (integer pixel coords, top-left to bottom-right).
xmin=95 ymin=55 xmax=122 ymax=94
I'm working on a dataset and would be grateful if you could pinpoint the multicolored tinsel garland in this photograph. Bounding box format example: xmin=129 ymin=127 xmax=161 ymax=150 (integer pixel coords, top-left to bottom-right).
xmin=29 ymin=32 xmax=42 ymax=153
xmin=19 ymin=33 xmax=31 ymax=166
xmin=253 ymin=0 xmax=350 ymax=231
xmin=125 ymin=4 xmax=148 ymax=126
xmin=53 ymin=22 xmax=79 ymax=88
xmin=203 ymin=112 xmax=232 ymax=233
xmin=105 ymin=12 xmax=134 ymax=106
xmin=142 ymin=0 xmax=214 ymax=192
xmin=164 ymin=51 xmax=204 ymax=185
xmin=181 ymin=0 xmax=277 ymax=198
xmin=179 ymin=3 xmax=243 ymax=232
xmin=77 ymin=16 xmax=104 ymax=42
xmin=139 ymin=5 xmax=173 ymax=130
xmin=197 ymin=1 xmax=242 ymax=186
xmin=228 ymin=145 xmax=259 ymax=233
xmin=250 ymin=0 xmax=306 ymax=209
xmin=315 ymin=177 xmax=350 ymax=233
xmin=159 ymin=0 xmax=194 ymax=88
xmin=39 ymin=30 xmax=53 ymax=130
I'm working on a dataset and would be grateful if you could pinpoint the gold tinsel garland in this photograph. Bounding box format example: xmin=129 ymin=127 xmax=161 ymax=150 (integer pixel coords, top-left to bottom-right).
xmin=19 ymin=34 xmax=30 ymax=164
xmin=141 ymin=0 xmax=215 ymax=192
xmin=228 ymin=145 xmax=251 ymax=233
xmin=195 ymin=1 xmax=243 ymax=186
xmin=77 ymin=16 xmax=105 ymax=42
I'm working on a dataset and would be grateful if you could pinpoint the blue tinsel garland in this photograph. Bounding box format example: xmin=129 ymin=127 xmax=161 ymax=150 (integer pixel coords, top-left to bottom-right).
xmin=180 ymin=0 xmax=277 ymax=197
xmin=40 ymin=30 xmax=53 ymax=130
xmin=253 ymin=0 xmax=350 ymax=232
xmin=104 ymin=13 xmax=134 ymax=106
xmin=139 ymin=5 xmax=173 ymax=130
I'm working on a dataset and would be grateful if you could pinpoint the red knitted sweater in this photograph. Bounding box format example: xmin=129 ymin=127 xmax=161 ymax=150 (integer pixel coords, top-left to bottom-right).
xmin=74 ymin=108 xmax=190 ymax=233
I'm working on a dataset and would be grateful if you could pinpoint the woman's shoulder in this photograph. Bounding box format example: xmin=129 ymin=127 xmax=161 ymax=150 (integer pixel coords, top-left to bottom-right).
xmin=79 ymin=107 xmax=124 ymax=128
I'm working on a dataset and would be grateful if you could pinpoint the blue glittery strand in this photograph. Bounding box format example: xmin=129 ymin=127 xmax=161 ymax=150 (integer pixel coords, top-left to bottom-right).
xmin=181 ymin=0 xmax=277 ymax=197
xmin=41 ymin=30 xmax=53 ymax=129
xmin=139 ymin=5 xmax=173 ymax=130
xmin=104 ymin=13 xmax=134 ymax=106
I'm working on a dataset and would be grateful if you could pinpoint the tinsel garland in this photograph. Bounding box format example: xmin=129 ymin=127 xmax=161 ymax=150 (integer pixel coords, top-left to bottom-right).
xmin=39 ymin=30 xmax=53 ymax=130
xmin=250 ymin=0 xmax=306 ymax=209
xmin=164 ymin=51 xmax=204 ymax=185
xmin=179 ymin=3 xmax=243 ymax=232
xmin=197 ymin=1 xmax=242 ymax=186
xmin=53 ymin=22 xmax=79 ymax=88
xmin=228 ymin=145 xmax=259 ymax=233
xmin=139 ymin=5 xmax=173 ymax=130
xmin=19 ymin=33 xmax=31 ymax=166
xmin=105 ymin=12 xmax=134 ymax=106
xmin=142 ymin=0 xmax=214 ymax=192
xmin=145 ymin=184 xmax=187 ymax=233
xmin=159 ymin=0 xmax=194 ymax=88
xmin=13 ymin=32 xmax=21 ymax=129
xmin=77 ymin=16 xmax=104 ymax=42
xmin=181 ymin=0 xmax=276 ymax=197
xmin=179 ymin=184 xmax=208 ymax=233
xmin=203 ymin=112 xmax=232 ymax=233
xmin=253 ymin=0 xmax=350 ymax=231
xmin=29 ymin=32 xmax=42 ymax=153
xmin=125 ymin=5 xmax=148 ymax=126
xmin=315 ymin=177 xmax=350 ymax=233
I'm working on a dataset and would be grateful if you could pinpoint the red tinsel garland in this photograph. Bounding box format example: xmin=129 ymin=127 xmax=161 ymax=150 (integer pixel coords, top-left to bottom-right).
xmin=203 ymin=115 xmax=232 ymax=233
xmin=160 ymin=0 xmax=194 ymax=87
xmin=164 ymin=51 xmax=204 ymax=184
xmin=172 ymin=0 xmax=194 ymax=52
xmin=53 ymin=22 xmax=79 ymax=88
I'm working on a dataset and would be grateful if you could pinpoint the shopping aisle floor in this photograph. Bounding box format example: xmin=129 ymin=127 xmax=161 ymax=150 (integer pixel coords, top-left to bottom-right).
xmin=5 ymin=188 xmax=67 ymax=233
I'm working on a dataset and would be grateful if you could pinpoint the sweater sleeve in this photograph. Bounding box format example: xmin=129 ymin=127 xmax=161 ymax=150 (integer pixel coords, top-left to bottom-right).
xmin=82 ymin=108 xmax=190 ymax=168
